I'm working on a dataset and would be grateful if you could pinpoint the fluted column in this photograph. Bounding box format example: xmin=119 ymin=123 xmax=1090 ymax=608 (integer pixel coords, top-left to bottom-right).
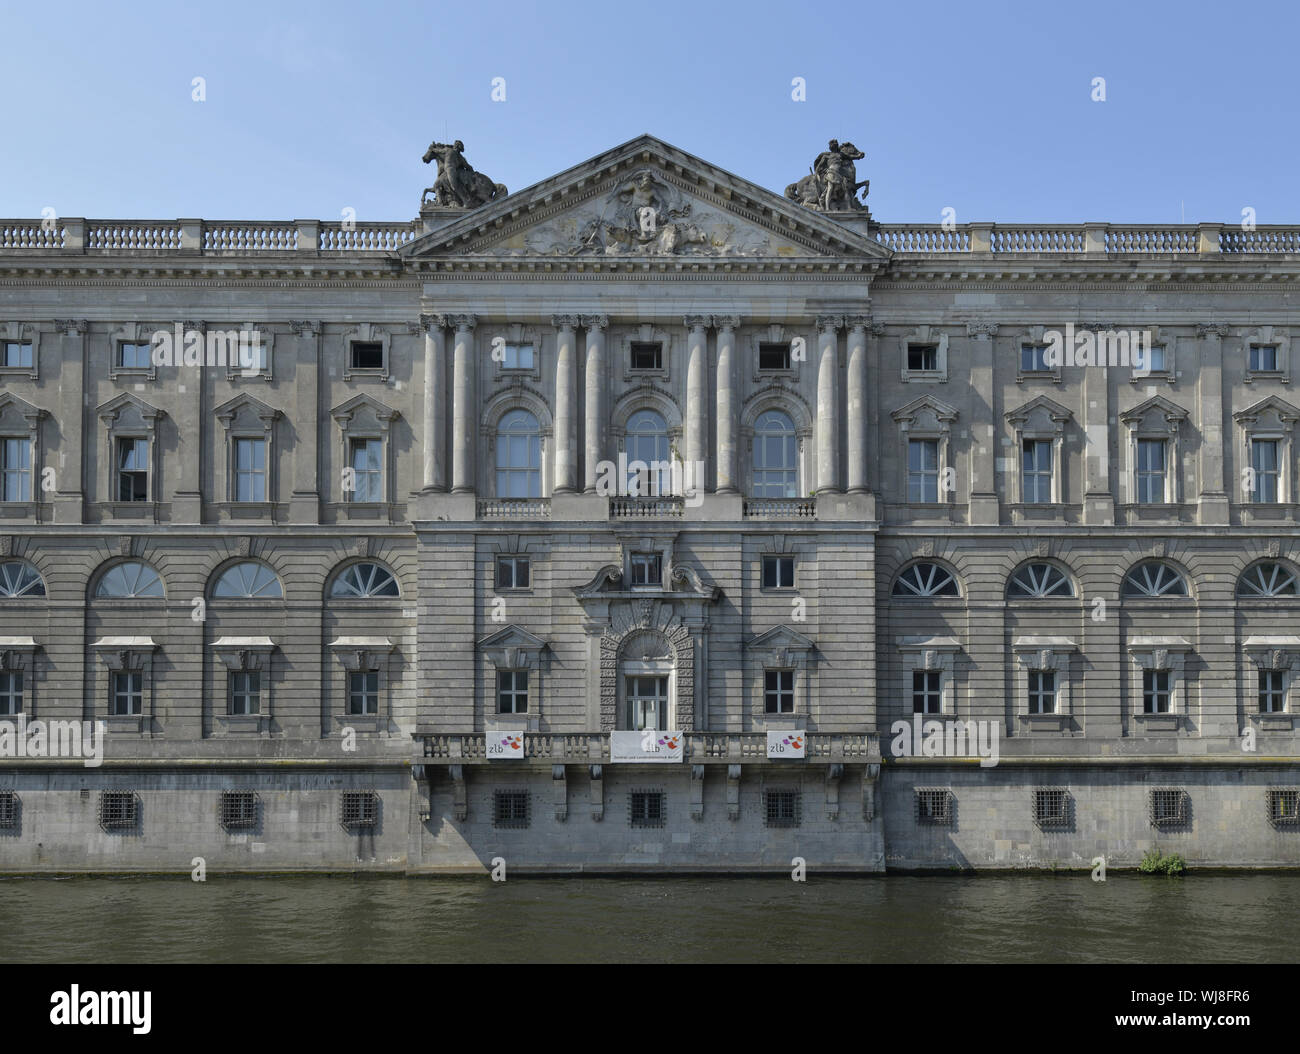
xmin=714 ymin=316 xmax=740 ymax=494
xmin=450 ymin=315 xmax=477 ymax=493
xmin=815 ymin=316 xmax=843 ymax=494
xmin=684 ymin=316 xmax=709 ymax=476
xmin=582 ymin=315 xmax=608 ymax=493
xmin=845 ymin=316 xmax=870 ymax=493
xmin=552 ymin=315 xmax=579 ymax=494
xmin=421 ymin=313 xmax=447 ymax=492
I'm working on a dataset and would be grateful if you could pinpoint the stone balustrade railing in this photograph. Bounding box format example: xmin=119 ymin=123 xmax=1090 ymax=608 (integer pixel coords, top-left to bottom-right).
xmin=477 ymin=499 xmax=551 ymax=518
xmin=743 ymin=498 xmax=817 ymax=519
xmin=418 ymin=732 xmax=878 ymax=763
xmin=609 ymin=497 xmax=684 ymax=518
xmin=1 ymin=218 xmax=1298 ymax=256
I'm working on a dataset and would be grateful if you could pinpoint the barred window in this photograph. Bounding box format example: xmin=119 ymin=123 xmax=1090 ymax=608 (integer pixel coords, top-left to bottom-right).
xmin=916 ymin=788 xmax=952 ymax=826
xmin=1033 ymin=788 xmax=1069 ymax=828
xmin=629 ymin=790 xmax=665 ymax=828
xmin=0 ymin=790 xmax=17 ymax=829
xmin=1149 ymin=788 xmax=1187 ymax=828
xmin=493 ymin=790 xmax=529 ymax=829
xmin=1268 ymin=789 xmax=1300 ymax=827
xmin=219 ymin=791 xmax=258 ymax=830
xmin=763 ymin=789 xmax=801 ymax=828
xmin=99 ymin=791 xmax=138 ymax=830
xmin=340 ymin=790 xmax=378 ymax=829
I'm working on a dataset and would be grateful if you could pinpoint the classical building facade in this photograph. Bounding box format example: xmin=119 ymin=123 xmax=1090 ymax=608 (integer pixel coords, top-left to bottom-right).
xmin=0 ymin=134 xmax=1297 ymax=871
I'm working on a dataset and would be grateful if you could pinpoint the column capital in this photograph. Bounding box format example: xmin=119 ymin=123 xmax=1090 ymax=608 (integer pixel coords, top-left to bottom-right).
xmin=552 ymin=314 xmax=580 ymax=330
xmin=713 ymin=315 xmax=740 ymax=331
xmin=54 ymin=319 xmax=89 ymax=335
xmin=1196 ymin=323 xmax=1231 ymax=338
xmin=683 ymin=315 xmax=711 ymax=330
xmin=580 ymin=314 xmax=608 ymax=331
xmin=816 ymin=315 xmax=844 ymax=333
xmin=448 ymin=314 xmax=477 ymax=331
xmin=966 ymin=322 xmax=999 ymax=338
xmin=419 ymin=313 xmax=448 ymax=332
xmin=290 ymin=320 xmax=322 ymax=337
xmin=845 ymin=314 xmax=873 ymax=331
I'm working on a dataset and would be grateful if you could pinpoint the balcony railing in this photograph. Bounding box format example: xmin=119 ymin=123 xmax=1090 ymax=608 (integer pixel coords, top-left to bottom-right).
xmin=743 ymin=498 xmax=816 ymax=519
xmin=477 ymin=499 xmax=550 ymax=519
xmin=418 ymin=732 xmax=878 ymax=763
xmin=609 ymin=497 xmax=684 ymax=519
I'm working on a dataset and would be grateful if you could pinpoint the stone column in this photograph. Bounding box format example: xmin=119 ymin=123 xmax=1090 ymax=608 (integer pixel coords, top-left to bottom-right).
xmin=714 ymin=316 xmax=740 ymax=494
xmin=1197 ymin=323 xmax=1230 ymax=525
xmin=582 ymin=315 xmax=608 ymax=493
xmin=420 ymin=314 xmax=447 ymax=492
xmin=553 ymin=315 xmax=579 ymax=494
xmin=450 ymin=315 xmax=477 ymax=494
xmin=966 ymin=322 xmax=999 ymax=524
xmin=845 ymin=316 xmax=870 ymax=493
xmin=289 ymin=319 xmax=321 ymax=523
xmin=684 ymin=316 xmax=709 ymax=477
xmin=815 ymin=316 xmax=842 ymax=494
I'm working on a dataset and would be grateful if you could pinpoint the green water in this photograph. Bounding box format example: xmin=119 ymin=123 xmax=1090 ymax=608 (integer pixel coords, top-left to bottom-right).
xmin=1 ymin=874 xmax=1295 ymax=963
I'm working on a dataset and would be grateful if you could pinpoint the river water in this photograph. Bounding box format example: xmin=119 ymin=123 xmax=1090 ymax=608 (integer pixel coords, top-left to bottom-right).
xmin=1 ymin=874 xmax=1296 ymax=963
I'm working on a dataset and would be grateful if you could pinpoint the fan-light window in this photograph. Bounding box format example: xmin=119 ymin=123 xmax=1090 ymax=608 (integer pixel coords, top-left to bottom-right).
xmin=1237 ymin=562 xmax=1299 ymax=598
xmin=0 ymin=560 xmax=45 ymax=598
xmin=212 ymin=561 xmax=282 ymax=598
xmin=892 ymin=562 xmax=958 ymax=597
xmin=95 ymin=561 xmax=164 ymax=599
xmin=329 ymin=562 xmax=399 ymax=598
xmin=1007 ymin=563 xmax=1074 ymax=598
xmin=1122 ymin=561 xmax=1188 ymax=598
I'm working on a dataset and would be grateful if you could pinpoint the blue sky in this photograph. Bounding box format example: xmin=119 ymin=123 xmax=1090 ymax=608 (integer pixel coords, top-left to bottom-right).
xmin=2 ymin=0 xmax=1295 ymax=225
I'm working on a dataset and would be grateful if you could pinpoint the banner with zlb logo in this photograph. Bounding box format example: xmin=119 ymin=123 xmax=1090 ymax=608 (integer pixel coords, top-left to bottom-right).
xmin=609 ymin=730 xmax=684 ymax=763
xmin=766 ymin=731 xmax=806 ymax=759
xmin=486 ymin=732 xmax=525 ymax=759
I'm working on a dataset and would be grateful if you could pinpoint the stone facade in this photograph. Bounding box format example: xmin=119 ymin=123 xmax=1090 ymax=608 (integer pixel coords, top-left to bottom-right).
xmin=0 ymin=134 xmax=1297 ymax=871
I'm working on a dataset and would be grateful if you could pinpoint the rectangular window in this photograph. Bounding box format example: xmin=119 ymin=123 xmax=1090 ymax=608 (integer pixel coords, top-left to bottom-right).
xmin=497 ymin=670 xmax=528 ymax=714
xmin=1033 ymin=789 xmax=1069 ymax=828
xmin=626 ymin=675 xmax=668 ymax=731
xmin=116 ymin=437 xmax=149 ymax=502
xmin=759 ymin=343 xmax=791 ymax=371
xmin=0 ymin=790 xmax=16 ymax=829
xmin=117 ymin=342 xmax=152 ymax=369
xmin=1028 ymin=670 xmax=1057 ymax=714
xmin=495 ymin=555 xmax=531 ymax=590
xmin=1259 ymin=670 xmax=1286 ymax=713
xmin=629 ymin=790 xmax=665 ymax=828
xmin=763 ymin=789 xmax=800 ymax=828
xmin=764 ymin=669 xmax=795 ymax=714
xmin=501 ymin=343 xmax=534 ymax=370
xmin=111 ymin=671 xmax=143 ymax=716
xmin=629 ymin=342 xmax=662 ymax=371
xmin=1249 ymin=344 xmax=1279 ymax=372
xmin=1021 ymin=344 xmax=1051 ymax=372
xmin=493 ymin=790 xmax=530 ymax=829
xmin=761 ymin=554 xmax=795 ymax=589
xmin=348 ymin=438 xmax=383 ymax=502
xmin=1 ymin=437 xmax=32 ymax=502
xmin=234 ymin=437 xmax=267 ymax=503
xmin=907 ymin=439 xmax=939 ymax=503
xmin=629 ymin=552 xmax=662 ymax=587
xmin=1142 ymin=669 xmax=1171 ymax=713
xmin=1135 ymin=439 xmax=1166 ymax=504
xmin=912 ymin=670 xmax=942 ymax=714
xmin=228 ymin=671 xmax=261 ymax=715
xmin=99 ymin=791 xmax=138 ymax=830
xmin=1251 ymin=439 xmax=1280 ymax=504
xmin=350 ymin=341 xmax=384 ymax=371
xmin=2 ymin=342 xmax=33 ymax=368
xmin=1022 ymin=439 xmax=1053 ymax=504
xmin=907 ymin=344 xmax=938 ymax=372
xmin=1145 ymin=345 xmax=1167 ymax=372
xmin=0 ymin=671 xmax=22 ymax=715
xmin=219 ymin=791 xmax=258 ymax=830
xmin=340 ymin=790 xmax=379 ymax=829
xmin=348 ymin=670 xmax=379 ymax=715
xmin=916 ymin=788 xmax=952 ymax=825
xmin=1269 ymin=788 xmax=1300 ymax=826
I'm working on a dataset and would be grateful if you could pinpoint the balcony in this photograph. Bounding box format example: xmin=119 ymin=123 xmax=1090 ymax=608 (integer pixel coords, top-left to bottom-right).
xmin=477 ymin=499 xmax=550 ymax=519
xmin=743 ymin=498 xmax=816 ymax=520
xmin=417 ymin=731 xmax=878 ymax=764
xmin=609 ymin=497 xmax=683 ymax=519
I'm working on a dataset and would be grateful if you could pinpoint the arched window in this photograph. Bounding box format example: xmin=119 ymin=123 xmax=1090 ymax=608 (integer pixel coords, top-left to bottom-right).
xmin=94 ymin=561 xmax=164 ymax=599
xmin=1122 ymin=561 xmax=1188 ymax=598
xmin=752 ymin=410 xmax=798 ymax=498
xmin=329 ymin=561 xmax=400 ymax=599
xmin=892 ymin=562 xmax=959 ymax=597
xmin=625 ymin=410 xmax=669 ymax=493
xmin=496 ymin=410 xmax=541 ymax=498
xmin=1007 ymin=562 xmax=1075 ymax=599
xmin=212 ymin=561 xmax=282 ymax=599
xmin=0 ymin=560 xmax=45 ymax=598
xmin=1237 ymin=561 xmax=1299 ymax=598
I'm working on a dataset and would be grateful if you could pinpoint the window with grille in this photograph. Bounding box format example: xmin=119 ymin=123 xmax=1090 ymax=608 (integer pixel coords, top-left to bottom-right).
xmin=1259 ymin=671 xmax=1287 ymax=713
xmin=99 ymin=791 xmax=138 ymax=830
xmin=1007 ymin=562 xmax=1074 ymax=598
xmin=915 ymin=788 xmax=952 ymax=825
xmin=893 ymin=562 xmax=958 ymax=598
xmin=493 ymin=790 xmax=529 ymax=829
xmin=1237 ymin=561 xmax=1299 ymax=598
xmin=1268 ymin=789 xmax=1300 ymax=827
xmin=765 ymin=670 xmax=794 ymax=714
xmin=763 ymin=789 xmax=800 ymax=827
xmin=1142 ymin=670 xmax=1171 ymax=714
xmin=912 ymin=670 xmax=942 ymax=714
xmin=1123 ymin=561 xmax=1188 ymax=598
xmin=759 ymin=343 xmax=791 ymax=371
xmin=496 ymin=555 xmax=530 ymax=589
xmin=1028 ymin=670 xmax=1056 ymax=714
xmin=219 ymin=791 xmax=258 ymax=830
xmin=0 ymin=790 xmax=17 ymax=829
xmin=629 ymin=790 xmax=665 ymax=828
xmin=1033 ymin=789 xmax=1069 ymax=828
xmin=1149 ymin=788 xmax=1187 ymax=828
xmin=761 ymin=555 xmax=795 ymax=589
xmin=497 ymin=670 xmax=528 ymax=714
xmin=340 ymin=790 xmax=378 ymax=829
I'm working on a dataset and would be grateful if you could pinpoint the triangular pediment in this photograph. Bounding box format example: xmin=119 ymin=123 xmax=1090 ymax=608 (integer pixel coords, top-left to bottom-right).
xmin=891 ymin=394 xmax=959 ymax=424
xmin=329 ymin=393 xmax=399 ymax=423
xmin=400 ymin=135 xmax=890 ymax=264
xmin=747 ymin=625 xmax=816 ymax=652
xmin=1234 ymin=394 xmax=1300 ymax=423
xmin=1005 ymin=395 xmax=1073 ymax=425
xmin=477 ymin=625 xmax=548 ymax=651
xmin=0 ymin=392 xmax=48 ymax=420
xmin=1120 ymin=394 xmax=1188 ymax=425
xmin=213 ymin=393 xmax=283 ymax=423
xmin=96 ymin=391 xmax=164 ymax=423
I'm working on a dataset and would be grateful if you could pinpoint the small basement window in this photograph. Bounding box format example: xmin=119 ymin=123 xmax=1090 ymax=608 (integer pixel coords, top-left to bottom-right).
xmin=340 ymin=790 xmax=379 ymax=829
xmin=99 ymin=791 xmax=138 ymax=830
xmin=220 ymin=791 xmax=258 ymax=830
xmin=763 ymin=789 xmax=801 ymax=828
xmin=629 ymin=790 xmax=665 ymax=828
xmin=493 ymin=790 xmax=530 ymax=829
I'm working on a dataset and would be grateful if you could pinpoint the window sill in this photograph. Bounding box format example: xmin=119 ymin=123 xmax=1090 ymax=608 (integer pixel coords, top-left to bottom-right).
xmin=334 ymin=714 xmax=388 ymax=735
xmin=1245 ymin=371 xmax=1288 ymax=384
xmin=214 ymin=713 xmax=270 ymax=735
xmin=901 ymin=371 xmax=947 ymax=383
xmin=1016 ymin=371 xmax=1061 ymax=384
xmin=1133 ymin=712 xmax=1180 ymax=732
xmin=1017 ymin=712 xmax=1070 ymax=733
xmin=104 ymin=714 xmax=146 ymax=734
xmin=1249 ymin=711 xmax=1297 ymax=731
xmin=0 ymin=365 xmax=38 ymax=381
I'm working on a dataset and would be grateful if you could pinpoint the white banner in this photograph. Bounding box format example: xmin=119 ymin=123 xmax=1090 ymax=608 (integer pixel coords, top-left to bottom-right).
xmin=486 ymin=731 xmax=525 ymax=759
xmin=766 ymin=730 xmax=806 ymax=759
xmin=609 ymin=730 xmax=684 ymax=763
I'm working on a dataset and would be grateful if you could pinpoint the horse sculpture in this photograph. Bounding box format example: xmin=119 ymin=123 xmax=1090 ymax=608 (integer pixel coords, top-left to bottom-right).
xmin=420 ymin=140 xmax=507 ymax=209
xmin=785 ymin=140 xmax=868 ymax=212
